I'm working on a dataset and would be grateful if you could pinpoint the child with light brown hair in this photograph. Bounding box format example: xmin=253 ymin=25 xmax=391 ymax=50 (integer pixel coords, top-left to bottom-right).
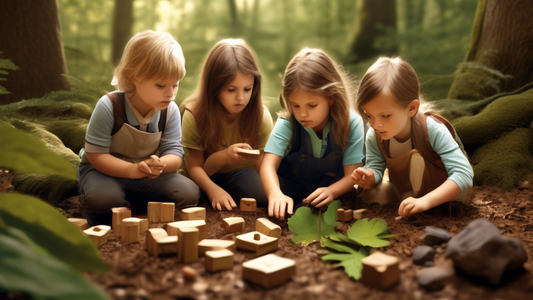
xmin=351 ymin=57 xmax=473 ymax=218
xmin=180 ymin=39 xmax=273 ymax=211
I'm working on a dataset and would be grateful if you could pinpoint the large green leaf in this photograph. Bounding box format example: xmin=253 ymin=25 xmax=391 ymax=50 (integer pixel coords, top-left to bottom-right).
xmin=287 ymin=200 xmax=341 ymax=245
xmin=0 ymin=226 xmax=109 ymax=300
xmin=346 ymin=218 xmax=394 ymax=248
xmin=321 ymin=238 xmax=369 ymax=280
xmin=0 ymin=193 xmax=110 ymax=274
xmin=0 ymin=126 xmax=76 ymax=179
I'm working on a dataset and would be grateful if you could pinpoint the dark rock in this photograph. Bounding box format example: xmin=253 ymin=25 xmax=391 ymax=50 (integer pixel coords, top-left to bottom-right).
xmin=420 ymin=226 xmax=451 ymax=246
xmin=417 ymin=267 xmax=454 ymax=290
xmin=413 ymin=245 xmax=436 ymax=266
xmin=445 ymin=218 xmax=528 ymax=285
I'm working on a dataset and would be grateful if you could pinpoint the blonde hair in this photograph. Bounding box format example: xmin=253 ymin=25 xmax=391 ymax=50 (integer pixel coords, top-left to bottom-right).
xmin=279 ymin=48 xmax=354 ymax=148
xmin=112 ymin=30 xmax=186 ymax=94
xmin=356 ymin=57 xmax=434 ymax=121
xmin=180 ymin=39 xmax=263 ymax=154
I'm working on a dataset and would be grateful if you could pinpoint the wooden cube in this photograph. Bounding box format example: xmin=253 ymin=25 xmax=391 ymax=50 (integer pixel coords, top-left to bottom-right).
xmin=361 ymin=251 xmax=400 ymax=289
xmin=68 ymin=218 xmax=89 ymax=231
xmin=148 ymin=202 xmax=162 ymax=223
xmin=236 ymin=231 xmax=278 ymax=256
xmin=240 ymin=198 xmax=257 ymax=211
xmin=255 ymin=217 xmax=281 ymax=238
xmin=236 ymin=148 xmax=261 ymax=160
xmin=197 ymin=239 xmax=236 ymax=256
xmin=160 ymin=203 xmax=175 ymax=222
xmin=223 ymin=217 xmax=245 ymax=233
xmin=353 ymin=209 xmax=367 ymax=220
xmin=337 ymin=208 xmax=353 ymax=222
xmin=177 ymin=227 xmax=199 ymax=263
xmin=205 ymin=249 xmax=234 ymax=272
xmin=83 ymin=225 xmax=111 ymax=248
xmin=166 ymin=220 xmax=207 ymax=240
xmin=180 ymin=207 xmax=206 ymax=220
xmin=242 ymin=254 xmax=296 ymax=288
xmin=111 ymin=207 xmax=131 ymax=237
xmin=146 ymin=228 xmax=178 ymax=257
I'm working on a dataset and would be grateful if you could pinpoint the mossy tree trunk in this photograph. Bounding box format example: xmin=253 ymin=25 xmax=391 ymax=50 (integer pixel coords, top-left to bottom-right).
xmin=349 ymin=0 xmax=397 ymax=62
xmin=448 ymin=0 xmax=533 ymax=100
xmin=0 ymin=0 xmax=69 ymax=104
xmin=112 ymin=0 xmax=133 ymax=65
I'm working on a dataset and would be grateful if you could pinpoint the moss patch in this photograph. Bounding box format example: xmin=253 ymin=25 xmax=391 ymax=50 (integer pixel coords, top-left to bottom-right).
xmin=38 ymin=119 xmax=88 ymax=154
xmin=12 ymin=174 xmax=78 ymax=206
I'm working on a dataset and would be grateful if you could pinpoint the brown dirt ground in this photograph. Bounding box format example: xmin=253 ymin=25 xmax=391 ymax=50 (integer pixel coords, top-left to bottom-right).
xmin=4 ymin=174 xmax=533 ymax=300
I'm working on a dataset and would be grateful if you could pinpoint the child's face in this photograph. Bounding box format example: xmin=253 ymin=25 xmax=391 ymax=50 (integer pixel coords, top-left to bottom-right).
xmin=218 ymin=70 xmax=254 ymax=117
xmin=362 ymin=93 xmax=418 ymax=142
xmin=133 ymin=77 xmax=179 ymax=111
xmin=288 ymin=88 xmax=333 ymax=134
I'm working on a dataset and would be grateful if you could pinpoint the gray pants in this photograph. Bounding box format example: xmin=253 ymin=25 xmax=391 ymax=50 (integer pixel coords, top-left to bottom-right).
xmin=78 ymin=163 xmax=199 ymax=224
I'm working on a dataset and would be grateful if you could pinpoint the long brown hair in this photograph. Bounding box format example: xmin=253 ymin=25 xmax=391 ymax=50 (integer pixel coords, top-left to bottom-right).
xmin=279 ymin=48 xmax=353 ymax=148
xmin=181 ymin=39 xmax=263 ymax=154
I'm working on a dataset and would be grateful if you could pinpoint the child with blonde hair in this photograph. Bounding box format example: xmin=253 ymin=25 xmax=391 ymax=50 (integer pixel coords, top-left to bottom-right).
xmin=261 ymin=48 xmax=365 ymax=220
xmin=181 ymin=39 xmax=273 ymax=211
xmin=79 ymin=30 xmax=199 ymax=225
xmin=352 ymin=57 xmax=473 ymax=218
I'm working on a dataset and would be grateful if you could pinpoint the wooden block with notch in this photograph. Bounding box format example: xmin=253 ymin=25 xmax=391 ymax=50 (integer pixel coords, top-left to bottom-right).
xmin=236 ymin=148 xmax=260 ymax=160
xmin=177 ymin=227 xmax=199 ymax=263
xmin=361 ymin=251 xmax=400 ymax=289
xmin=146 ymin=228 xmax=178 ymax=257
xmin=148 ymin=202 xmax=162 ymax=223
xmin=111 ymin=207 xmax=131 ymax=237
xmin=242 ymin=254 xmax=296 ymax=288
xmin=353 ymin=208 xmax=367 ymax=220
xmin=180 ymin=207 xmax=206 ymax=220
xmin=240 ymin=198 xmax=257 ymax=211
xmin=166 ymin=220 xmax=207 ymax=240
xmin=336 ymin=208 xmax=353 ymax=222
xmin=68 ymin=218 xmax=89 ymax=231
xmin=205 ymin=249 xmax=234 ymax=272
xmin=223 ymin=217 xmax=245 ymax=233
xmin=255 ymin=217 xmax=281 ymax=238
xmin=236 ymin=231 xmax=278 ymax=256
xmin=83 ymin=225 xmax=111 ymax=248
xmin=197 ymin=239 xmax=236 ymax=256
xmin=160 ymin=203 xmax=175 ymax=222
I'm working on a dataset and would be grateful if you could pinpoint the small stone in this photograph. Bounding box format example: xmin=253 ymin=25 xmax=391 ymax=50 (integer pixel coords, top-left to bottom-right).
xmin=420 ymin=226 xmax=451 ymax=246
xmin=403 ymin=248 xmax=412 ymax=256
xmin=417 ymin=267 xmax=454 ymax=290
xmin=112 ymin=288 xmax=127 ymax=299
xmin=234 ymin=280 xmax=244 ymax=289
xmin=192 ymin=282 xmax=208 ymax=293
xmin=413 ymin=245 xmax=436 ymax=266
xmin=182 ymin=266 xmax=197 ymax=281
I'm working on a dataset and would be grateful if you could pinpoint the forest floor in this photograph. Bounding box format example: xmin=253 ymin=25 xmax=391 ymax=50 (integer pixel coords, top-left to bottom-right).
xmin=51 ymin=178 xmax=533 ymax=300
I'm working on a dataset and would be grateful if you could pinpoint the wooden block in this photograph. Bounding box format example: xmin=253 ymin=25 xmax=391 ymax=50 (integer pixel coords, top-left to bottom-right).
xmin=146 ymin=228 xmax=178 ymax=257
xmin=242 ymin=254 xmax=296 ymax=288
xmin=83 ymin=225 xmax=111 ymax=248
xmin=177 ymin=227 xmax=199 ymax=263
xmin=361 ymin=251 xmax=400 ymax=289
xmin=148 ymin=202 xmax=162 ymax=223
xmin=166 ymin=220 xmax=207 ymax=240
xmin=240 ymin=198 xmax=257 ymax=211
xmin=68 ymin=218 xmax=89 ymax=231
xmin=223 ymin=217 xmax=245 ymax=233
xmin=138 ymin=218 xmax=149 ymax=233
xmin=236 ymin=148 xmax=261 ymax=160
xmin=121 ymin=217 xmax=141 ymax=243
xmin=197 ymin=239 xmax=236 ymax=256
xmin=205 ymin=249 xmax=234 ymax=272
xmin=255 ymin=217 xmax=281 ymax=238
xmin=337 ymin=208 xmax=353 ymax=222
xmin=353 ymin=209 xmax=367 ymax=220
xmin=236 ymin=231 xmax=278 ymax=256
xmin=180 ymin=207 xmax=206 ymax=220
xmin=161 ymin=203 xmax=175 ymax=222
xmin=111 ymin=207 xmax=131 ymax=237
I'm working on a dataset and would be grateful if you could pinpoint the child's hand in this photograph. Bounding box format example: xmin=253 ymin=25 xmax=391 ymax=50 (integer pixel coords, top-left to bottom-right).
xmin=303 ymin=187 xmax=335 ymax=208
xmin=268 ymin=194 xmax=294 ymax=220
xmin=351 ymin=168 xmax=375 ymax=189
xmin=209 ymin=187 xmax=237 ymax=211
xmin=138 ymin=155 xmax=166 ymax=178
xmin=398 ymin=197 xmax=431 ymax=218
xmin=225 ymin=143 xmax=254 ymax=164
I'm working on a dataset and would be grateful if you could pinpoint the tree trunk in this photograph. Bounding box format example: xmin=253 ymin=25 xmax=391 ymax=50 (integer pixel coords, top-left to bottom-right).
xmin=448 ymin=0 xmax=533 ymax=100
xmin=112 ymin=0 xmax=134 ymax=65
xmin=350 ymin=0 xmax=397 ymax=62
xmin=227 ymin=0 xmax=239 ymax=27
xmin=0 ymin=0 xmax=69 ymax=104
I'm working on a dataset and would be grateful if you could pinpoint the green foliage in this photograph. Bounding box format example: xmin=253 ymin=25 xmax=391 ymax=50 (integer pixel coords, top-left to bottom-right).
xmin=0 ymin=193 xmax=110 ymax=274
xmin=0 ymin=51 xmax=19 ymax=95
xmin=12 ymin=174 xmax=78 ymax=206
xmin=330 ymin=218 xmax=394 ymax=248
xmin=287 ymin=200 xmax=341 ymax=245
xmin=0 ymin=225 xmax=109 ymax=300
xmin=321 ymin=238 xmax=369 ymax=280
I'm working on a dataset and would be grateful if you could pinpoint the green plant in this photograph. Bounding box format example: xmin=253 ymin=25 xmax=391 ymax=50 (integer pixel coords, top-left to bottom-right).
xmin=0 ymin=51 xmax=19 ymax=95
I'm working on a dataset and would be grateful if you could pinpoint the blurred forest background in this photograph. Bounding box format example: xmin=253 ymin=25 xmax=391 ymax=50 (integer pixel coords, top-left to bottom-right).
xmin=58 ymin=0 xmax=477 ymax=113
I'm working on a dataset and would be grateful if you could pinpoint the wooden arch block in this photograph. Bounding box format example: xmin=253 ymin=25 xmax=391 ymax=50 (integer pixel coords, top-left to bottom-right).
xmin=146 ymin=228 xmax=178 ymax=257
xmin=240 ymin=198 xmax=257 ymax=211
xmin=353 ymin=209 xmax=367 ymax=220
xmin=111 ymin=207 xmax=131 ymax=237
xmin=236 ymin=231 xmax=278 ymax=256
xmin=337 ymin=208 xmax=353 ymax=222
xmin=223 ymin=217 xmax=245 ymax=233
xmin=166 ymin=220 xmax=207 ymax=240
xmin=361 ymin=251 xmax=400 ymax=289
xmin=180 ymin=207 xmax=206 ymax=220
xmin=242 ymin=254 xmax=296 ymax=288
xmin=255 ymin=217 xmax=281 ymax=238
xmin=197 ymin=239 xmax=236 ymax=256
xmin=83 ymin=225 xmax=111 ymax=248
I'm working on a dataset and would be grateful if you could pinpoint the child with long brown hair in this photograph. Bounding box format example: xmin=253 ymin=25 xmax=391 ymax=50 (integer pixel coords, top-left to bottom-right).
xmin=261 ymin=48 xmax=365 ymax=220
xmin=351 ymin=57 xmax=473 ymax=218
xmin=180 ymin=39 xmax=273 ymax=211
